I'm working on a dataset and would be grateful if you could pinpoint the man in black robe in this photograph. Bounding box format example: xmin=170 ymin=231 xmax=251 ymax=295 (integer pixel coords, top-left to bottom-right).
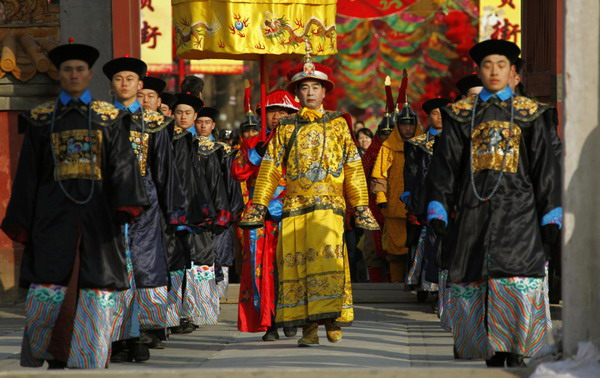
xmin=404 ymin=98 xmax=450 ymax=304
xmin=195 ymin=107 xmax=243 ymax=294
xmin=103 ymin=57 xmax=186 ymax=360
xmin=1 ymin=43 xmax=149 ymax=369
xmin=167 ymin=93 xmax=217 ymax=333
xmin=426 ymin=40 xmax=561 ymax=368
xmin=138 ymin=76 xmax=166 ymax=113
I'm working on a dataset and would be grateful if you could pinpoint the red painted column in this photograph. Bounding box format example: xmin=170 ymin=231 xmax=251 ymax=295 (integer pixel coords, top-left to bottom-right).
xmin=112 ymin=0 xmax=141 ymax=58
xmin=0 ymin=111 xmax=24 ymax=302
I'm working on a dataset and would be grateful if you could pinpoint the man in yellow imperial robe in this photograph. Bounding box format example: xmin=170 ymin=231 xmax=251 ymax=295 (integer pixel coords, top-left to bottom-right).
xmin=240 ymin=58 xmax=378 ymax=347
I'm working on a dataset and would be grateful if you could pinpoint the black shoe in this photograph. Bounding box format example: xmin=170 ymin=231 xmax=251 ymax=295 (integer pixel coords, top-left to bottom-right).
xmin=262 ymin=328 xmax=280 ymax=341
xmin=485 ymin=352 xmax=506 ymax=368
xmin=179 ymin=319 xmax=196 ymax=334
xmin=139 ymin=331 xmax=154 ymax=345
xmin=283 ymin=326 xmax=298 ymax=337
xmin=417 ymin=291 xmax=428 ymax=303
xmin=111 ymin=341 xmax=133 ymax=363
xmin=453 ymin=346 xmax=460 ymax=359
xmin=170 ymin=326 xmax=182 ymax=334
xmin=128 ymin=340 xmax=150 ymax=362
xmin=506 ymin=353 xmax=526 ymax=367
xmin=142 ymin=332 xmax=163 ymax=349
xmin=47 ymin=359 xmax=67 ymax=369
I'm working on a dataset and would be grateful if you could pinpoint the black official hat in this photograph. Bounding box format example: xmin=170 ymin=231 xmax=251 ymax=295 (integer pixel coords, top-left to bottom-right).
xmin=102 ymin=57 xmax=147 ymax=80
xmin=469 ymin=39 xmax=521 ymax=66
xmin=142 ymin=76 xmax=166 ymax=95
xmin=396 ymin=102 xmax=418 ymax=125
xmin=240 ymin=113 xmax=259 ymax=133
xmin=160 ymin=92 xmax=177 ymax=110
xmin=174 ymin=93 xmax=204 ymax=113
xmin=377 ymin=114 xmax=395 ymax=135
xmin=422 ymin=98 xmax=451 ymax=115
xmin=48 ymin=43 xmax=99 ymax=69
xmin=197 ymin=107 xmax=219 ymax=122
xmin=514 ymin=57 xmax=525 ymax=74
xmin=456 ymin=74 xmax=483 ymax=96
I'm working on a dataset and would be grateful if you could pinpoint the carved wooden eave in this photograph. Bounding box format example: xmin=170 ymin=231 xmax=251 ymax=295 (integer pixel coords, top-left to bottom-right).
xmin=0 ymin=32 xmax=59 ymax=82
xmin=0 ymin=1 xmax=60 ymax=110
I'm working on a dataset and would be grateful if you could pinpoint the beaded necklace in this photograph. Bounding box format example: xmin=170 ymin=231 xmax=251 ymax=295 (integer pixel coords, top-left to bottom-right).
xmin=50 ymin=99 xmax=95 ymax=205
xmin=468 ymin=94 xmax=514 ymax=202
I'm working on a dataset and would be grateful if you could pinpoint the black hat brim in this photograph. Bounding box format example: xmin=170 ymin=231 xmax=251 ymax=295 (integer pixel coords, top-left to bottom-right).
xmin=422 ymin=98 xmax=451 ymax=114
xmin=469 ymin=39 xmax=521 ymax=66
xmin=103 ymin=57 xmax=147 ymax=80
xmin=48 ymin=44 xmax=99 ymax=69
xmin=142 ymin=76 xmax=166 ymax=95
xmin=160 ymin=92 xmax=177 ymax=109
xmin=174 ymin=93 xmax=204 ymax=113
xmin=197 ymin=107 xmax=219 ymax=122
xmin=456 ymin=74 xmax=483 ymax=96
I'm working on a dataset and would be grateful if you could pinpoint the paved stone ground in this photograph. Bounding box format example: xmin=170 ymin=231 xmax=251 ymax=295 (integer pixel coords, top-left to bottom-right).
xmin=0 ymin=298 xmax=558 ymax=376
xmin=0 ymin=300 xmax=484 ymax=371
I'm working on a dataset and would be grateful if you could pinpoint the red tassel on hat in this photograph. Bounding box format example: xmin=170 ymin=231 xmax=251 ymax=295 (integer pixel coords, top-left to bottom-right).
xmin=396 ymin=69 xmax=408 ymax=111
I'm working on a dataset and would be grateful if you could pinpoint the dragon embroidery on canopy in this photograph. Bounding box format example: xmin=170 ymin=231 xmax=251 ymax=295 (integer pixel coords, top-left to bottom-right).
xmin=262 ymin=12 xmax=336 ymax=50
xmin=174 ymin=17 xmax=221 ymax=48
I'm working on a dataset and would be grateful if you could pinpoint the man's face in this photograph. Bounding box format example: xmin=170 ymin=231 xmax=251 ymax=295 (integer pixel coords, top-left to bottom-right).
xmin=242 ymin=129 xmax=259 ymax=139
xmin=137 ymin=89 xmax=161 ymax=112
xmin=296 ymin=80 xmax=326 ymax=110
xmin=174 ymin=104 xmax=196 ymax=129
xmin=428 ymin=108 xmax=443 ymax=130
xmin=195 ymin=116 xmax=216 ymax=136
xmin=58 ymin=59 xmax=92 ymax=96
xmin=477 ymin=54 xmax=514 ymax=93
xmin=160 ymin=103 xmax=172 ymax=116
xmin=111 ymin=71 xmax=142 ymax=102
xmin=265 ymin=106 xmax=290 ymax=130
xmin=398 ymin=123 xmax=417 ymax=140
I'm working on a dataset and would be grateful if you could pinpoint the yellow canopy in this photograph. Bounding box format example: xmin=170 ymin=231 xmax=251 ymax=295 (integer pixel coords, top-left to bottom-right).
xmin=172 ymin=0 xmax=338 ymax=60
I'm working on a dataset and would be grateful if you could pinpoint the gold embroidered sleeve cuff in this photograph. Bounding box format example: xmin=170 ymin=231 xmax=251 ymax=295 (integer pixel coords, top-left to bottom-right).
xmin=354 ymin=205 xmax=380 ymax=230
xmin=239 ymin=204 xmax=267 ymax=230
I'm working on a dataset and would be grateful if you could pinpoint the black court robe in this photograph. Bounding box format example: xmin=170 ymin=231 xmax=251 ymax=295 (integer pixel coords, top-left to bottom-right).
xmin=214 ymin=143 xmax=243 ymax=268
xmin=404 ymin=131 xmax=442 ymax=283
xmin=165 ymin=127 xmax=215 ymax=271
xmin=426 ymin=95 xmax=561 ymax=283
xmin=404 ymin=132 xmax=436 ymax=247
xmin=195 ymin=137 xmax=232 ymax=269
xmin=126 ymin=109 xmax=186 ymax=288
xmin=1 ymin=99 xmax=149 ymax=290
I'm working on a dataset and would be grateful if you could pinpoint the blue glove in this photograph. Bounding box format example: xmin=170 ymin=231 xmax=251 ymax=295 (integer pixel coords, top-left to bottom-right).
xmin=541 ymin=207 xmax=563 ymax=230
xmin=427 ymin=201 xmax=448 ymax=225
xmin=400 ymin=191 xmax=411 ymax=204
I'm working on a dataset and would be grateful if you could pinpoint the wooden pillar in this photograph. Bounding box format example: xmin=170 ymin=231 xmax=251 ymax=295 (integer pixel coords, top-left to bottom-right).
xmin=112 ymin=0 xmax=141 ymax=58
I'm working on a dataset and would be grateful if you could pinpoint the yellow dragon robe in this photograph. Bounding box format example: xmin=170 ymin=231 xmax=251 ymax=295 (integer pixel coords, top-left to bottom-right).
xmin=240 ymin=107 xmax=378 ymax=327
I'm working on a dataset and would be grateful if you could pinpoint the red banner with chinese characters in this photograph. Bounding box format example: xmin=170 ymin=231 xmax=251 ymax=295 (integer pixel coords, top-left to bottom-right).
xmin=140 ymin=0 xmax=172 ymax=71
xmin=479 ymin=0 xmax=521 ymax=47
